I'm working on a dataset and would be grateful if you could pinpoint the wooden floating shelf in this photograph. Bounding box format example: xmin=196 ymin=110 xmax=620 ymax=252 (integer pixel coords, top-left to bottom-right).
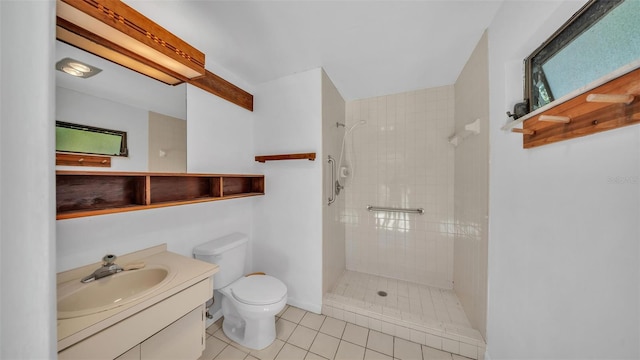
xmin=255 ymin=152 xmax=316 ymax=163
xmin=56 ymin=152 xmax=111 ymax=167
xmin=517 ymin=67 xmax=640 ymax=149
xmin=56 ymin=171 xmax=264 ymax=219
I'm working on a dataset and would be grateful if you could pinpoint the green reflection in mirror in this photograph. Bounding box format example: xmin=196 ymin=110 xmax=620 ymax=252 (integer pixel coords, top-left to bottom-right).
xmin=56 ymin=121 xmax=128 ymax=157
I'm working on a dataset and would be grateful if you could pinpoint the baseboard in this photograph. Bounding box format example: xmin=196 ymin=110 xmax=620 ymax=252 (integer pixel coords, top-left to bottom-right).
xmin=287 ymin=298 xmax=322 ymax=314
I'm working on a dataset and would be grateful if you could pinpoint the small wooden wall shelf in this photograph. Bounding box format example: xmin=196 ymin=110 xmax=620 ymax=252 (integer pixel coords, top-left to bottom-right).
xmin=56 ymin=171 xmax=264 ymax=219
xmin=56 ymin=152 xmax=111 ymax=167
xmin=255 ymin=153 xmax=316 ymax=163
xmin=515 ymin=67 xmax=640 ymax=148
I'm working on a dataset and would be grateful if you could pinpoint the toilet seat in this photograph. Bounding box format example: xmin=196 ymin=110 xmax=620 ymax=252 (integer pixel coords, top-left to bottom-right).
xmin=230 ymin=275 xmax=287 ymax=305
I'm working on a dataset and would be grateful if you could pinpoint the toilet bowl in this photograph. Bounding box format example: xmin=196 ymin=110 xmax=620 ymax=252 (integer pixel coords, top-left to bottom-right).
xmin=219 ymin=274 xmax=287 ymax=349
xmin=193 ymin=233 xmax=288 ymax=350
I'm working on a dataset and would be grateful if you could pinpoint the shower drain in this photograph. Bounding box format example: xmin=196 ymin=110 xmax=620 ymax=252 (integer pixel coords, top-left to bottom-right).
xmin=377 ymin=291 xmax=388 ymax=297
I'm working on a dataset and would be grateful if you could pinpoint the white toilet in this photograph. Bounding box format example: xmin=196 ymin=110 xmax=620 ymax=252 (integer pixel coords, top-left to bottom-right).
xmin=194 ymin=233 xmax=288 ymax=350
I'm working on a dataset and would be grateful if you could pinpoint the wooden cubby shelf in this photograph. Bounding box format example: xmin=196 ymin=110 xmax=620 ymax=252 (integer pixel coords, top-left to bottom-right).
xmin=56 ymin=171 xmax=265 ymax=220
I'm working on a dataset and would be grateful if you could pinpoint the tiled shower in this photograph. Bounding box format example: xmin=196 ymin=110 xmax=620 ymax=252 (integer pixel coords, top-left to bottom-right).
xmin=342 ymin=86 xmax=455 ymax=289
xmin=322 ymin=34 xmax=489 ymax=359
xmin=322 ymin=33 xmax=489 ymax=360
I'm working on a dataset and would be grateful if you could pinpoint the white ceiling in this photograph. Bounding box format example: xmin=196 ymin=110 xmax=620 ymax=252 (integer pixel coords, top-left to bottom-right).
xmin=126 ymin=1 xmax=503 ymax=101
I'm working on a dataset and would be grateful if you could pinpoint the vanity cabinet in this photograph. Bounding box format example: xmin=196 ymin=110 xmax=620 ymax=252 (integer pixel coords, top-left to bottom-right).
xmin=56 ymin=171 xmax=265 ymax=219
xmin=58 ymin=278 xmax=210 ymax=360
xmin=115 ymin=306 xmax=204 ymax=360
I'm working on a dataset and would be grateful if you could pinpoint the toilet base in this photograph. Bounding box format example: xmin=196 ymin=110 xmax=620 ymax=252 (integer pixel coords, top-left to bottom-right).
xmin=220 ymin=294 xmax=286 ymax=350
xmin=222 ymin=313 xmax=277 ymax=350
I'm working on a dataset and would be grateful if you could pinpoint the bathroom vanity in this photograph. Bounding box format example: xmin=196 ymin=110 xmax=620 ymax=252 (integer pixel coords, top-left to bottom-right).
xmin=56 ymin=245 xmax=218 ymax=359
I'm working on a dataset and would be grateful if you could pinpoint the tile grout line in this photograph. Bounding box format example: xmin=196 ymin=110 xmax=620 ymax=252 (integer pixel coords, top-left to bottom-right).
xmin=207 ymin=306 xmax=475 ymax=360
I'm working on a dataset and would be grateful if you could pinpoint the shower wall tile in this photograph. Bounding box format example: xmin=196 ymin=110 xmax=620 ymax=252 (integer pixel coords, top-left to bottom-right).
xmin=452 ymin=32 xmax=489 ymax=340
xmin=344 ymin=86 xmax=455 ymax=288
xmin=323 ymin=70 xmax=347 ymax=295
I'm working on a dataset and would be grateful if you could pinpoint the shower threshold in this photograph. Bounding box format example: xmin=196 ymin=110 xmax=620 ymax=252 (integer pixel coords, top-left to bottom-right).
xmin=322 ymin=270 xmax=485 ymax=359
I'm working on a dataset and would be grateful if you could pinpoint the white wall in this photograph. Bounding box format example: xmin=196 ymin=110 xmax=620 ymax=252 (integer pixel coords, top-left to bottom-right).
xmin=148 ymin=111 xmax=187 ymax=172
xmin=56 ymin=87 xmax=149 ymax=171
xmin=487 ymin=1 xmax=639 ymax=359
xmin=187 ymin=85 xmax=255 ymax=175
xmin=453 ymin=32 xmax=489 ymax=339
xmin=322 ymin=70 xmax=346 ymax=294
xmin=57 ymin=84 xmax=256 ymax=273
xmin=344 ymin=87 xmax=455 ymax=289
xmin=0 ymin=1 xmax=57 ymax=358
xmin=57 ymin=198 xmax=256 ymax=268
xmin=253 ymin=68 xmax=324 ymax=313
xmin=187 ymin=83 xmax=256 ymax=269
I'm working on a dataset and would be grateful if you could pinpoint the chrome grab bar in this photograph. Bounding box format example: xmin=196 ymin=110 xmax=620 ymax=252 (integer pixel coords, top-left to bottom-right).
xmin=366 ymin=205 xmax=424 ymax=215
xmin=328 ymin=156 xmax=336 ymax=205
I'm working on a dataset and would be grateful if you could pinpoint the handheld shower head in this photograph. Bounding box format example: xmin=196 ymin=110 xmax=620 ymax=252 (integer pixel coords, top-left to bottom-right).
xmin=346 ymin=120 xmax=366 ymax=133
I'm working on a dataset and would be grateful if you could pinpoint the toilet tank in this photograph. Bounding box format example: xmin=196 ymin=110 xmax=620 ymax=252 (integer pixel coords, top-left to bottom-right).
xmin=193 ymin=233 xmax=248 ymax=289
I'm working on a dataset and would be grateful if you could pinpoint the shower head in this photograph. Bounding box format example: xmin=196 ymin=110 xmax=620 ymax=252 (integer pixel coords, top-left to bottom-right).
xmin=346 ymin=120 xmax=366 ymax=132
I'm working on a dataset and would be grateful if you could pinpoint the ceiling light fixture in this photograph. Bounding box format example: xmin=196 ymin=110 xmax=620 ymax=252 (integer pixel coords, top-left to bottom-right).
xmin=67 ymin=61 xmax=91 ymax=73
xmin=56 ymin=0 xmax=205 ymax=85
xmin=56 ymin=57 xmax=102 ymax=78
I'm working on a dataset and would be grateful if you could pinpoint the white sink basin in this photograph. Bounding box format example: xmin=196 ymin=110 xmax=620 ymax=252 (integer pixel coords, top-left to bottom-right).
xmin=57 ymin=266 xmax=175 ymax=319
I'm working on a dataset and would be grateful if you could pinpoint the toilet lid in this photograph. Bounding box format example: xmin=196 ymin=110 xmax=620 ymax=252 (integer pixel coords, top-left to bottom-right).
xmin=230 ymin=275 xmax=287 ymax=305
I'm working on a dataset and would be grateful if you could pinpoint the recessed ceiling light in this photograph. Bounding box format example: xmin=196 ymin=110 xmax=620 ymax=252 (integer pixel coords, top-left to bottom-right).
xmin=68 ymin=62 xmax=91 ymax=73
xmin=55 ymin=57 xmax=102 ymax=79
xmin=61 ymin=66 xmax=83 ymax=77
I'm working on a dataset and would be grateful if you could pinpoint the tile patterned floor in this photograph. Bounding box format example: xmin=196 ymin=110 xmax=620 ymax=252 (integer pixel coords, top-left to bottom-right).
xmin=198 ymin=305 xmax=473 ymax=360
xmin=323 ymin=271 xmax=485 ymax=359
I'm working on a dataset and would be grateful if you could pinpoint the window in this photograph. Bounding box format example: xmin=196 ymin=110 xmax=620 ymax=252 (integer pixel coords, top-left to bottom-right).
xmin=525 ymin=0 xmax=640 ymax=112
xmin=56 ymin=121 xmax=128 ymax=157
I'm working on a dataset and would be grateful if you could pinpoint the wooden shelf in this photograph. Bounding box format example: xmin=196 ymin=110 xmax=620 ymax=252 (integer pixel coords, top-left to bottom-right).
xmin=56 ymin=171 xmax=264 ymax=219
xmin=516 ymin=67 xmax=640 ymax=148
xmin=255 ymin=153 xmax=316 ymax=163
xmin=56 ymin=152 xmax=111 ymax=167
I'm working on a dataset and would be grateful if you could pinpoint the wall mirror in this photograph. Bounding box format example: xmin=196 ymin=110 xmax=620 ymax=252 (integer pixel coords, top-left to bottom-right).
xmin=525 ymin=0 xmax=640 ymax=112
xmin=55 ymin=40 xmax=187 ymax=172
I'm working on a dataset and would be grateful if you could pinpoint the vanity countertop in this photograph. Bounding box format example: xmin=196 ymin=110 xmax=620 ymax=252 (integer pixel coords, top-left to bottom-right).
xmin=56 ymin=244 xmax=219 ymax=352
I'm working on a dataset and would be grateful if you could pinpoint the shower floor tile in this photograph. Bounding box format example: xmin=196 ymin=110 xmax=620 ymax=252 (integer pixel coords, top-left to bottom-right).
xmin=323 ymin=271 xmax=485 ymax=359
xmin=331 ymin=271 xmax=471 ymax=328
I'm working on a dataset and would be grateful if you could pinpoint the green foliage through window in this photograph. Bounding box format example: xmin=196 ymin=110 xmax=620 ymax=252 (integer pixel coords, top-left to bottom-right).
xmin=56 ymin=121 xmax=128 ymax=157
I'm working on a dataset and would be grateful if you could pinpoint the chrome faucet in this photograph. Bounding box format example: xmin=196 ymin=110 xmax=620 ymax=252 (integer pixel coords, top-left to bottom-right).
xmin=81 ymin=254 xmax=123 ymax=283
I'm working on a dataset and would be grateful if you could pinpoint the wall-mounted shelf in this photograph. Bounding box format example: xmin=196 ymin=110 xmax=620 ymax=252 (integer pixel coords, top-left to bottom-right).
xmin=255 ymin=153 xmax=316 ymax=163
xmin=56 ymin=171 xmax=264 ymax=219
xmin=448 ymin=118 xmax=481 ymax=147
xmin=56 ymin=152 xmax=111 ymax=167
xmin=508 ymin=67 xmax=640 ymax=149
